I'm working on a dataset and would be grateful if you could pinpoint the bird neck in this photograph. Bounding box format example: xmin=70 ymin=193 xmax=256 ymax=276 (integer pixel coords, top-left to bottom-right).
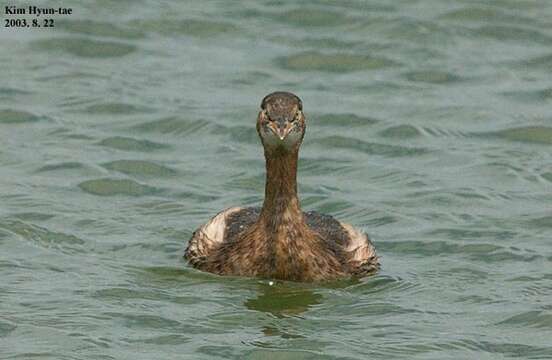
xmin=259 ymin=147 xmax=303 ymax=231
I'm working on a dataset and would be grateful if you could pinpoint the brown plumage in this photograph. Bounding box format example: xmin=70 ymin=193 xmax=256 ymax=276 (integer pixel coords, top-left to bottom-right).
xmin=184 ymin=92 xmax=379 ymax=282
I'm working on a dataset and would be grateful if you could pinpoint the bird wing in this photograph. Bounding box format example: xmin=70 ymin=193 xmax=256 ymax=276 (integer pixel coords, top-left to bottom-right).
xmin=338 ymin=221 xmax=379 ymax=275
xmin=304 ymin=211 xmax=379 ymax=275
xmin=184 ymin=207 xmax=243 ymax=267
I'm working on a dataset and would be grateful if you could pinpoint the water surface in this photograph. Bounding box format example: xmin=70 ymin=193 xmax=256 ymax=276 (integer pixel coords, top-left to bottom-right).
xmin=1 ymin=0 xmax=552 ymax=359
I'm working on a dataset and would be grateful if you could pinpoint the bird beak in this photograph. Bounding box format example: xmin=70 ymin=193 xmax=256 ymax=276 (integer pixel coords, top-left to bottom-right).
xmin=269 ymin=122 xmax=292 ymax=141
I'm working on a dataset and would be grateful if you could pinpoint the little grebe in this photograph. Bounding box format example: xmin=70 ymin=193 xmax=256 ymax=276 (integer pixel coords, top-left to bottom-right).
xmin=185 ymin=92 xmax=379 ymax=281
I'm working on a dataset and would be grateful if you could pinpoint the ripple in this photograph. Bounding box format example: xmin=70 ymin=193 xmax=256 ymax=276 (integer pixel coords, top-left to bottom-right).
xmin=132 ymin=200 xmax=189 ymax=216
xmin=316 ymin=136 xmax=428 ymax=157
xmin=93 ymin=287 xmax=169 ymax=302
xmin=348 ymin=275 xmax=419 ymax=295
xmin=273 ymin=8 xmax=351 ymax=27
xmin=129 ymin=19 xmax=238 ymax=37
xmin=368 ymin=170 xmax=409 ymax=185
xmin=48 ymin=128 xmax=95 ymax=140
xmin=428 ymin=228 xmax=516 ymax=241
xmin=314 ymin=113 xmax=378 ymax=127
xmin=9 ymin=212 xmax=55 ymax=221
xmin=454 ymin=295 xmax=498 ymax=305
xmin=56 ymin=19 xmax=146 ymax=39
xmin=491 ymin=126 xmax=552 ymax=145
xmin=33 ymin=38 xmax=136 ymax=58
xmin=497 ymin=311 xmax=552 ymax=329
xmin=203 ymin=347 xmax=331 ymax=359
xmin=475 ymin=341 xmax=552 ymax=358
xmin=102 ymin=160 xmax=177 ymax=177
xmin=280 ymin=51 xmax=396 ymax=72
xmin=83 ymin=103 xmax=153 ymax=115
xmin=381 ymin=239 xmax=541 ymax=262
xmin=0 ymin=87 xmax=31 ymax=97
xmin=0 ymin=109 xmax=43 ymax=124
xmin=502 ymin=88 xmax=552 ymax=103
xmin=312 ymin=199 xmax=355 ymax=215
xmin=364 ymin=214 xmax=398 ymax=227
xmin=97 ymin=136 xmax=170 ymax=152
xmin=224 ymin=174 xmax=264 ymax=192
xmin=103 ymin=312 xmax=181 ymax=330
xmin=380 ymin=339 xmax=552 ymax=358
xmin=212 ymin=124 xmax=258 ymax=144
xmin=518 ymin=53 xmax=552 ymax=71
xmin=79 ymin=178 xmax=160 ymax=196
xmin=230 ymin=71 xmax=272 ymax=86
xmin=174 ymin=190 xmax=219 ymax=203
xmin=37 ymin=162 xmax=86 ymax=173
xmin=0 ymin=219 xmax=85 ymax=254
xmin=404 ymin=71 xmax=462 ymax=84
xmin=423 ymin=126 xmax=469 ymax=138
xmin=126 ymin=334 xmax=191 ymax=345
xmin=132 ymin=265 xmax=218 ymax=285
xmin=272 ymin=36 xmax=363 ymax=51
xmin=474 ymin=25 xmax=552 ymax=44
xmin=0 ymin=318 xmax=17 ymax=337
xmin=378 ymin=125 xmax=421 ymax=138
xmin=529 ymin=215 xmax=552 ymax=227
xmin=349 ymin=302 xmax=421 ymax=317
xmin=138 ymin=266 xmax=195 ymax=278
xmin=512 ymin=273 xmax=552 ymax=284
xmin=367 ymin=17 xmax=451 ymax=43
xmin=439 ymin=7 xmax=532 ymax=24
xmin=299 ymin=157 xmax=354 ymax=176
xmin=132 ymin=117 xmax=212 ymax=135
xmin=380 ymin=240 xmax=492 ymax=256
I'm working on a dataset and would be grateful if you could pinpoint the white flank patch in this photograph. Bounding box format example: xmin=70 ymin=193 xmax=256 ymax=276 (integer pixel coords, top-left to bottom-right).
xmin=200 ymin=207 xmax=242 ymax=243
xmin=340 ymin=221 xmax=375 ymax=261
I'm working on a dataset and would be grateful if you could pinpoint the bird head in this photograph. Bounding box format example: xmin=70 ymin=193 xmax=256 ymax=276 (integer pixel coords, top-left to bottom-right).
xmin=257 ymin=91 xmax=305 ymax=152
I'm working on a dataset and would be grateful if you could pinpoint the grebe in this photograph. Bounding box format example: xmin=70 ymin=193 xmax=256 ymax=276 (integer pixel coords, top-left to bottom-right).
xmin=185 ymin=92 xmax=379 ymax=281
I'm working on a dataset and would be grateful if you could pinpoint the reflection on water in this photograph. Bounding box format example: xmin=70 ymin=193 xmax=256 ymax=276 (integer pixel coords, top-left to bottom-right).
xmin=245 ymin=282 xmax=323 ymax=318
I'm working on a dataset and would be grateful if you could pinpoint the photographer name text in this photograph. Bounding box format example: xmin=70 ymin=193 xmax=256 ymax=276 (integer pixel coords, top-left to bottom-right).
xmin=4 ymin=5 xmax=73 ymax=28
xmin=5 ymin=5 xmax=72 ymax=16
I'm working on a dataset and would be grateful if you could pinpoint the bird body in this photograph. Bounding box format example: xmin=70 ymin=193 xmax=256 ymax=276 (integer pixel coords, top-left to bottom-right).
xmin=185 ymin=92 xmax=379 ymax=281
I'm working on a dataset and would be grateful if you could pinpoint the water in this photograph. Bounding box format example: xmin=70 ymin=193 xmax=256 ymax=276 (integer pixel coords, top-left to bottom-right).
xmin=1 ymin=0 xmax=552 ymax=358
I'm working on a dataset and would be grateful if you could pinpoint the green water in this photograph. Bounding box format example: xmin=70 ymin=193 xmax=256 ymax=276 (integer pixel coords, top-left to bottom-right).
xmin=2 ymin=1 xmax=552 ymax=359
